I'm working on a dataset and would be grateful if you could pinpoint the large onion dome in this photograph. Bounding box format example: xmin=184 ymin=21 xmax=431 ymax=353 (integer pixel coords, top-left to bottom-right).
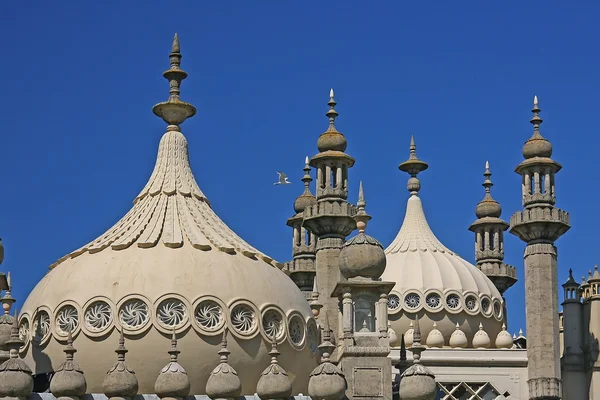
xmin=382 ymin=138 xmax=504 ymax=347
xmin=19 ymin=34 xmax=318 ymax=394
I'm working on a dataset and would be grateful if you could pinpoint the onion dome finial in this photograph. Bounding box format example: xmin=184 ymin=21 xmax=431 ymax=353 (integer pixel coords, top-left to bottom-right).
xmin=0 ymin=310 xmax=33 ymax=399
xmin=472 ymin=322 xmax=491 ymax=349
xmin=205 ymin=328 xmax=242 ymax=400
xmin=308 ymin=321 xmax=347 ymax=400
xmin=152 ymin=33 xmax=197 ymax=128
xmin=256 ymin=336 xmax=292 ymax=400
xmin=425 ymin=322 xmax=444 ymax=348
xmin=495 ymin=323 xmax=514 ymax=349
xmin=0 ymin=273 xmax=15 ymax=363
xmin=399 ymin=316 xmax=436 ymax=400
xmin=399 ymin=136 xmax=429 ymax=196
xmin=522 ymin=95 xmax=552 ymax=159
xmin=154 ymin=329 xmax=190 ymax=400
xmin=317 ymin=88 xmax=348 ymax=152
xmin=50 ymin=331 xmax=87 ymax=400
xmin=449 ymin=323 xmax=468 ymax=349
xmin=339 ymin=183 xmax=386 ymax=280
xmin=475 ymin=161 xmax=502 ymax=218
xmin=102 ymin=330 xmax=138 ymax=400
xmin=293 ymin=156 xmax=317 ymax=213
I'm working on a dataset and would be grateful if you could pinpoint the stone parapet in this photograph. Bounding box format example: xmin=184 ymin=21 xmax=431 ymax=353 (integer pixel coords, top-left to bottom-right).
xmin=509 ymin=207 xmax=570 ymax=243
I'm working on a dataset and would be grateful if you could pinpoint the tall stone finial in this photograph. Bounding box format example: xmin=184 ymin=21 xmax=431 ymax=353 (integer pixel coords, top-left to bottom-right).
xmin=521 ymin=95 xmax=552 ymax=159
xmin=50 ymin=331 xmax=87 ymax=400
xmin=399 ymin=316 xmax=436 ymax=400
xmin=308 ymin=322 xmax=346 ymax=400
xmin=102 ymin=330 xmax=138 ymax=400
xmin=399 ymin=136 xmax=429 ymax=196
xmin=205 ymin=328 xmax=241 ymax=400
xmin=354 ymin=181 xmax=371 ymax=233
xmin=0 ymin=272 xmax=15 ymax=364
xmin=152 ymin=33 xmax=197 ymax=128
xmin=256 ymin=336 xmax=292 ymax=400
xmin=1 ymin=272 xmax=14 ymax=316
xmin=154 ymin=329 xmax=190 ymax=400
xmin=316 ymin=88 xmax=347 ymax=152
xmin=293 ymin=156 xmax=317 ymax=214
xmin=0 ymin=310 xmax=33 ymax=400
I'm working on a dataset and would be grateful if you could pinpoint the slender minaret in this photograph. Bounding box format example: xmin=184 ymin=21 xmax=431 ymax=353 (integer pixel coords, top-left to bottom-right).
xmin=509 ymin=96 xmax=570 ymax=400
xmin=303 ymin=89 xmax=357 ymax=343
xmin=283 ymin=157 xmax=317 ymax=295
xmin=469 ymin=162 xmax=517 ymax=296
xmin=560 ymin=269 xmax=586 ymax=400
xmin=584 ymin=266 xmax=600 ymax=398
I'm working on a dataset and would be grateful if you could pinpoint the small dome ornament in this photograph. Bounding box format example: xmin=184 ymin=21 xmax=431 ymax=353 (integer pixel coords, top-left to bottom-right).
xmin=398 ymin=136 xmax=428 ymax=196
xmin=388 ymin=322 xmax=399 ymax=347
xmin=154 ymin=329 xmax=190 ymax=400
xmin=205 ymin=328 xmax=242 ymax=400
xmin=50 ymin=331 xmax=87 ymax=400
xmin=339 ymin=182 xmax=386 ymax=280
xmin=316 ymin=89 xmax=348 ymax=153
xmin=449 ymin=323 xmax=468 ymax=349
xmin=256 ymin=336 xmax=292 ymax=400
xmin=0 ymin=272 xmax=15 ymax=362
xmin=102 ymin=331 xmax=138 ymax=400
xmin=474 ymin=161 xmax=502 ymax=218
xmin=404 ymin=321 xmax=415 ymax=347
xmin=308 ymin=323 xmax=346 ymax=400
xmin=399 ymin=317 xmax=436 ymax=400
xmin=293 ymin=156 xmax=317 ymax=213
xmin=522 ymin=96 xmax=553 ymax=159
xmin=0 ymin=311 xmax=33 ymax=399
xmin=425 ymin=322 xmax=444 ymax=348
xmin=472 ymin=323 xmax=491 ymax=349
xmin=495 ymin=323 xmax=513 ymax=349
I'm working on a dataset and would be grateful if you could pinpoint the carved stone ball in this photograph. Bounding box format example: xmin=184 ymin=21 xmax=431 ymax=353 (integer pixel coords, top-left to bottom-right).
xmin=475 ymin=197 xmax=502 ymax=219
xmin=495 ymin=329 xmax=514 ymax=349
xmin=154 ymin=363 xmax=190 ymax=399
xmin=522 ymin=136 xmax=552 ymax=159
xmin=205 ymin=363 xmax=242 ymax=400
xmin=294 ymin=193 xmax=317 ymax=214
xmin=0 ymin=370 xmax=34 ymax=398
xmin=317 ymin=131 xmax=347 ymax=153
xmin=399 ymin=365 xmax=436 ymax=400
xmin=256 ymin=364 xmax=292 ymax=400
xmin=308 ymin=363 xmax=346 ymax=400
xmin=103 ymin=368 xmax=138 ymax=399
xmin=50 ymin=369 xmax=87 ymax=398
xmin=339 ymin=233 xmax=386 ymax=280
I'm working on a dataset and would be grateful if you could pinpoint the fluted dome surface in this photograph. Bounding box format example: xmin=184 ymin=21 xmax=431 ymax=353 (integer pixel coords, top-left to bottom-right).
xmin=382 ymin=194 xmax=504 ymax=346
xmin=20 ymin=129 xmax=317 ymax=394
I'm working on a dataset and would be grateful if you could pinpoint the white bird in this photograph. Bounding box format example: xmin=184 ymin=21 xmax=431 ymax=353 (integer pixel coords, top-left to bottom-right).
xmin=274 ymin=172 xmax=291 ymax=185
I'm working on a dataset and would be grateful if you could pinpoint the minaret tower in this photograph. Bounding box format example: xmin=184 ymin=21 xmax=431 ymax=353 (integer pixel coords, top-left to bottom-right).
xmin=584 ymin=266 xmax=600 ymax=399
xmin=469 ymin=162 xmax=517 ymax=296
xmin=283 ymin=157 xmax=317 ymax=295
xmin=303 ymin=89 xmax=357 ymax=342
xmin=509 ymin=96 xmax=570 ymax=400
xmin=560 ymin=269 xmax=586 ymax=400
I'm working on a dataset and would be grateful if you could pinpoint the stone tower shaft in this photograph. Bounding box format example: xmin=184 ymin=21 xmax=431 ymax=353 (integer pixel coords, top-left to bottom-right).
xmin=509 ymin=96 xmax=570 ymax=400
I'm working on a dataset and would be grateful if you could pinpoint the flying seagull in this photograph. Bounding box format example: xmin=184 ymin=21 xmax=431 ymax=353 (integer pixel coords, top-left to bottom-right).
xmin=274 ymin=172 xmax=291 ymax=185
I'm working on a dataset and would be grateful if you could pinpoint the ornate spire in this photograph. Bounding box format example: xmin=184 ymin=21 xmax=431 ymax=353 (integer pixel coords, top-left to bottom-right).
xmin=256 ymin=336 xmax=292 ymax=400
xmin=293 ymin=156 xmax=317 ymax=213
xmin=205 ymin=328 xmax=242 ymax=400
xmin=103 ymin=330 xmax=138 ymax=400
xmin=1 ymin=272 xmax=14 ymax=316
xmin=50 ymin=331 xmax=87 ymax=400
xmin=474 ymin=161 xmax=502 ymax=218
xmin=154 ymin=329 xmax=190 ymax=400
xmin=152 ymin=33 xmax=197 ymax=128
xmin=399 ymin=136 xmax=428 ymax=196
xmin=522 ymin=95 xmax=552 ymax=159
xmin=354 ymin=181 xmax=371 ymax=233
xmin=316 ymin=88 xmax=348 ymax=152
xmin=399 ymin=316 xmax=436 ymax=400
xmin=326 ymin=88 xmax=339 ymax=131
xmin=0 ymin=310 xmax=33 ymax=399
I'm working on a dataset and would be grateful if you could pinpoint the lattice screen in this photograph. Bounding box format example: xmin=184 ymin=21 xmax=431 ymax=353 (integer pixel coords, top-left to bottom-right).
xmin=436 ymin=381 xmax=510 ymax=399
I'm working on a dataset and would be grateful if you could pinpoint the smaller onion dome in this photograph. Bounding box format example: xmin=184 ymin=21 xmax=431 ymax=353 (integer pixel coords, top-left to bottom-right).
xmin=256 ymin=338 xmax=292 ymax=400
xmin=472 ymin=323 xmax=491 ymax=349
xmin=308 ymin=324 xmax=346 ymax=400
xmin=0 ymin=311 xmax=33 ymax=399
xmin=404 ymin=322 xmax=414 ymax=347
xmin=154 ymin=330 xmax=190 ymax=400
xmin=388 ymin=322 xmax=399 ymax=347
xmin=339 ymin=182 xmax=386 ymax=280
xmin=522 ymin=96 xmax=553 ymax=159
xmin=449 ymin=323 xmax=468 ymax=349
xmin=316 ymin=89 xmax=347 ymax=153
xmin=399 ymin=318 xmax=436 ymax=400
xmin=495 ymin=323 xmax=513 ymax=349
xmin=294 ymin=156 xmax=317 ymax=213
xmin=205 ymin=328 xmax=242 ymax=400
xmin=475 ymin=162 xmax=502 ymax=218
xmin=50 ymin=331 xmax=87 ymax=400
xmin=102 ymin=331 xmax=138 ymax=400
xmin=425 ymin=322 xmax=444 ymax=348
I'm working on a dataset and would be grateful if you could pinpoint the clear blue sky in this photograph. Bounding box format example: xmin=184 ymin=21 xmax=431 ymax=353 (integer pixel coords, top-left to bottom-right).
xmin=1 ymin=1 xmax=598 ymax=335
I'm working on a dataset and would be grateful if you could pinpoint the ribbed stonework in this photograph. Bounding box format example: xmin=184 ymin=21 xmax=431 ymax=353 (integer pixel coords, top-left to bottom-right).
xmin=509 ymin=97 xmax=570 ymax=400
xmin=302 ymin=90 xmax=356 ymax=349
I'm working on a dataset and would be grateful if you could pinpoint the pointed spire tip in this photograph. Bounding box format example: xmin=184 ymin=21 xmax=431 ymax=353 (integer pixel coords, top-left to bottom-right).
xmin=171 ymin=33 xmax=180 ymax=53
xmin=533 ymin=95 xmax=538 ymax=105
xmin=329 ymin=88 xmax=334 ymax=98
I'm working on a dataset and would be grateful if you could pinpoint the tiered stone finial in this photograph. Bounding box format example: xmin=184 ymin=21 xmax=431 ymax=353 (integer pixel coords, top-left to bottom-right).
xmin=294 ymin=156 xmax=317 ymax=213
xmin=154 ymin=330 xmax=190 ymax=400
xmin=316 ymin=89 xmax=347 ymax=152
xmin=102 ymin=331 xmax=138 ymax=400
xmin=425 ymin=322 xmax=444 ymax=348
xmin=522 ymin=95 xmax=552 ymax=159
xmin=256 ymin=336 xmax=292 ymax=400
xmin=50 ymin=331 xmax=87 ymax=400
xmin=399 ymin=317 xmax=436 ymax=400
xmin=0 ymin=311 xmax=33 ymax=400
xmin=308 ymin=323 xmax=347 ymax=400
xmin=0 ymin=272 xmax=15 ymax=363
xmin=152 ymin=33 xmax=197 ymax=129
xmin=495 ymin=323 xmax=514 ymax=349
xmin=339 ymin=182 xmax=386 ymax=280
xmin=472 ymin=323 xmax=491 ymax=349
xmin=449 ymin=323 xmax=467 ymax=349
xmin=469 ymin=162 xmax=516 ymax=295
xmin=205 ymin=328 xmax=242 ymax=400
xmin=399 ymin=136 xmax=428 ymax=196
